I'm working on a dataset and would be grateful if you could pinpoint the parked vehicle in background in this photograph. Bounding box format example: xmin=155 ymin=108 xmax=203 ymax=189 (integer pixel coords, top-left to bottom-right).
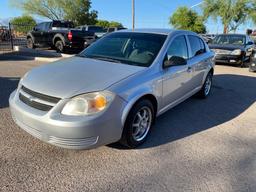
xmin=199 ymin=34 xmax=216 ymax=44
xmin=27 ymin=20 xmax=96 ymax=52
xmin=9 ymin=29 xmax=214 ymax=149
xmin=249 ymin=53 xmax=256 ymax=72
xmin=205 ymin=34 xmax=216 ymax=40
xmin=209 ymin=34 xmax=255 ymax=67
xmin=76 ymin=25 xmax=107 ymax=38
xmin=107 ymin=27 xmax=127 ymax=33
xmin=0 ymin=26 xmax=11 ymax=41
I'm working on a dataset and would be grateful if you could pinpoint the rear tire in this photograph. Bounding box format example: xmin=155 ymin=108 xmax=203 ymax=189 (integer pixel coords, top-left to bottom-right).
xmin=197 ymin=72 xmax=213 ymax=99
xmin=119 ymin=99 xmax=154 ymax=148
xmin=55 ymin=40 xmax=65 ymax=53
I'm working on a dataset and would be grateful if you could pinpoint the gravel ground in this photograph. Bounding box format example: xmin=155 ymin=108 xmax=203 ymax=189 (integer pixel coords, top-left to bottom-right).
xmin=0 ymin=57 xmax=256 ymax=192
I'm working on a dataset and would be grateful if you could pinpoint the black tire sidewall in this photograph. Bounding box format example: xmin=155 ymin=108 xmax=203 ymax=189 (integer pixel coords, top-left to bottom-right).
xmin=55 ymin=40 xmax=64 ymax=53
xmin=198 ymin=72 xmax=213 ymax=98
xmin=27 ymin=38 xmax=34 ymax=49
xmin=121 ymin=99 xmax=155 ymax=148
xmin=203 ymin=73 xmax=213 ymax=97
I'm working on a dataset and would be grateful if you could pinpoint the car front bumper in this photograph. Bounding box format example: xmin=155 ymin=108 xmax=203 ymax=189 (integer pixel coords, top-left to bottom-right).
xmin=9 ymin=89 xmax=127 ymax=150
xmin=214 ymin=54 xmax=243 ymax=65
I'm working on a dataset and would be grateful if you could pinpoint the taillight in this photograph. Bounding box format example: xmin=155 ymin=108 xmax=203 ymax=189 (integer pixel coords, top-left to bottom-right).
xmin=68 ymin=31 xmax=72 ymax=41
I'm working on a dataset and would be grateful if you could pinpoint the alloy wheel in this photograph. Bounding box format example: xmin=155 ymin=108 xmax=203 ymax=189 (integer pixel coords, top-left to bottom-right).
xmin=132 ymin=106 xmax=153 ymax=142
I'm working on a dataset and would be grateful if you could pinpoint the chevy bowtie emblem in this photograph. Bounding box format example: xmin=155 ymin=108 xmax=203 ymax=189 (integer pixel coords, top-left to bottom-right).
xmin=28 ymin=96 xmax=35 ymax=102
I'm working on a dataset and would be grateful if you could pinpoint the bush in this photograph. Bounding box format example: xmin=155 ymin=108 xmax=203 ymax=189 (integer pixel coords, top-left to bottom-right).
xmin=10 ymin=15 xmax=36 ymax=35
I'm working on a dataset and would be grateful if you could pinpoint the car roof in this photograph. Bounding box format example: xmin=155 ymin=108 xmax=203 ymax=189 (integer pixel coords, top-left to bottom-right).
xmin=120 ymin=28 xmax=197 ymax=36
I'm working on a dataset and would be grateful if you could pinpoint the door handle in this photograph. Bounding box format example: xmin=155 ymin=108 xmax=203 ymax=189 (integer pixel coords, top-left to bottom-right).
xmin=187 ymin=66 xmax=193 ymax=73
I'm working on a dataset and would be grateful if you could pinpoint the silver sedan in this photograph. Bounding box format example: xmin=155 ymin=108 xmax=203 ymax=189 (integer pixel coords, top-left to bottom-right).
xmin=9 ymin=29 xmax=214 ymax=149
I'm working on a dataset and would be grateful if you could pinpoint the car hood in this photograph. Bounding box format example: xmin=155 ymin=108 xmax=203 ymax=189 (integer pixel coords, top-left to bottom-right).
xmin=209 ymin=44 xmax=245 ymax=51
xmin=22 ymin=56 xmax=145 ymax=98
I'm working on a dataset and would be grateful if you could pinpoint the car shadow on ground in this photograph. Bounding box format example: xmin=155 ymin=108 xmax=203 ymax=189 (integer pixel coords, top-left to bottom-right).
xmin=110 ymin=73 xmax=256 ymax=149
xmin=0 ymin=77 xmax=20 ymax=108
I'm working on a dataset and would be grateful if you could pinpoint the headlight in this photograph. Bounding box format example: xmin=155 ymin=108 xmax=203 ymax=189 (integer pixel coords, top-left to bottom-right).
xmin=61 ymin=91 xmax=114 ymax=116
xmin=231 ymin=49 xmax=242 ymax=55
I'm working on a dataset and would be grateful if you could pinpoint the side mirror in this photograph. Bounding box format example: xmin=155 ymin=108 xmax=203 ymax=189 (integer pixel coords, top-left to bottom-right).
xmin=247 ymin=41 xmax=254 ymax=45
xmin=33 ymin=27 xmax=38 ymax=31
xmin=163 ymin=56 xmax=187 ymax=68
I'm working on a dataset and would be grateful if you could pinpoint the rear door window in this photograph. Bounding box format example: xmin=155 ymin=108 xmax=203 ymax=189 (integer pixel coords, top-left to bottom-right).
xmin=188 ymin=35 xmax=205 ymax=57
xmin=167 ymin=35 xmax=188 ymax=59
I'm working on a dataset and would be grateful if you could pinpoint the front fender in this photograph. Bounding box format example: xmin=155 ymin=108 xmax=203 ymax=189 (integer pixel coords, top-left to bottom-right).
xmin=120 ymin=87 xmax=158 ymax=126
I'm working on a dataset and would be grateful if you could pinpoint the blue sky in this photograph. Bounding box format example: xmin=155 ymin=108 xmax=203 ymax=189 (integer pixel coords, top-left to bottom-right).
xmin=0 ymin=0 xmax=253 ymax=33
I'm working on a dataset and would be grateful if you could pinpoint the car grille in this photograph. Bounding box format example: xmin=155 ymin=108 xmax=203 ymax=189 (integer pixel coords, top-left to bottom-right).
xmin=19 ymin=86 xmax=61 ymax=111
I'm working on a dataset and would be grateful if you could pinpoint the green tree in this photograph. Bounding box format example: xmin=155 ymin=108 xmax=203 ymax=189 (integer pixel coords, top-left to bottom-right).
xmin=108 ymin=21 xmax=123 ymax=28
xmin=96 ymin=20 xmax=110 ymax=28
xmin=201 ymin=0 xmax=251 ymax=33
xmin=10 ymin=15 xmax=36 ymax=34
xmin=96 ymin=20 xmax=124 ymax=28
xmin=169 ymin=7 xmax=206 ymax=33
xmin=11 ymin=0 xmax=97 ymax=26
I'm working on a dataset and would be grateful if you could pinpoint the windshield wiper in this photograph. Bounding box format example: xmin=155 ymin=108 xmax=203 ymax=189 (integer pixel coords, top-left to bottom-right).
xmin=86 ymin=55 xmax=122 ymax=63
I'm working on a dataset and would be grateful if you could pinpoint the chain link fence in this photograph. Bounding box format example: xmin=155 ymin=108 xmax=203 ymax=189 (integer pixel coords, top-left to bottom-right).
xmin=0 ymin=23 xmax=34 ymax=52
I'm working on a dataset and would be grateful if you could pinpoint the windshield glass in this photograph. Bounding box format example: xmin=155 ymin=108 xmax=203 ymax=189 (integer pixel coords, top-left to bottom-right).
xmin=79 ymin=32 xmax=167 ymax=67
xmin=212 ymin=35 xmax=245 ymax=45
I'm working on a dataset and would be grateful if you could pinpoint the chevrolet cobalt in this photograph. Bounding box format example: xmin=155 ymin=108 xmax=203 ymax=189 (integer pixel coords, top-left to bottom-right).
xmin=9 ymin=29 xmax=214 ymax=149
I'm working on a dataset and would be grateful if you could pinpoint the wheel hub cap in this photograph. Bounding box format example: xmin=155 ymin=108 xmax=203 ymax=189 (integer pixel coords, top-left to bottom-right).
xmin=204 ymin=76 xmax=212 ymax=95
xmin=132 ymin=107 xmax=152 ymax=142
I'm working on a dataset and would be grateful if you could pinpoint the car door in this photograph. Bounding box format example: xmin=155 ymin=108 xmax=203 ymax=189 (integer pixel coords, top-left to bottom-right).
xmin=32 ymin=23 xmax=44 ymax=44
xmin=33 ymin=23 xmax=48 ymax=45
xmin=43 ymin=22 xmax=52 ymax=45
xmin=187 ymin=35 xmax=209 ymax=89
xmin=162 ymin=35 xmax=193 ymax=107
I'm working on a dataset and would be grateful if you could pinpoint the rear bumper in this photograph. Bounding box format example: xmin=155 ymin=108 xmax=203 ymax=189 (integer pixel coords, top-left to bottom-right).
xmin=9 ymin=90 xmax=126 ymax=150
xmin=65 ymin=38 xmax=95 ymax=49
xmin=65 ymin=41 xmax=84 ymax=49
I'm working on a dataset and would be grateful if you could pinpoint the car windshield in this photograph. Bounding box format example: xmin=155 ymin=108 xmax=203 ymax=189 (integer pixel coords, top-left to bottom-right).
xmin=212 ymin=35 xmax=245 ymax=45
xmin=79 ymin=32 xmax=167 ymax=67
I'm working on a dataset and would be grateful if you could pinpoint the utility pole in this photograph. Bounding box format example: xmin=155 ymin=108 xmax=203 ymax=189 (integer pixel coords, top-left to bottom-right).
xmin=132 ymin=0 xmax=135 ymax=30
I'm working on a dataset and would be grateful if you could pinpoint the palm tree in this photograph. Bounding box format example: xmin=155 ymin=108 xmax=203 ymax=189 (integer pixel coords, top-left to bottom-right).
xmin=202 ymin=0 xmax=251 ymax=33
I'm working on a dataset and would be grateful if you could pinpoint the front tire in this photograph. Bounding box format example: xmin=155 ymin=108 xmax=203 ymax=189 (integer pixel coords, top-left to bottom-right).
xmin=120 ymin=99 xmax=154 ymax=148
xmin=27 ymin=37 xmax=35 ymax=49
xmin=197 ymin=72 xmax=213 ymax=98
